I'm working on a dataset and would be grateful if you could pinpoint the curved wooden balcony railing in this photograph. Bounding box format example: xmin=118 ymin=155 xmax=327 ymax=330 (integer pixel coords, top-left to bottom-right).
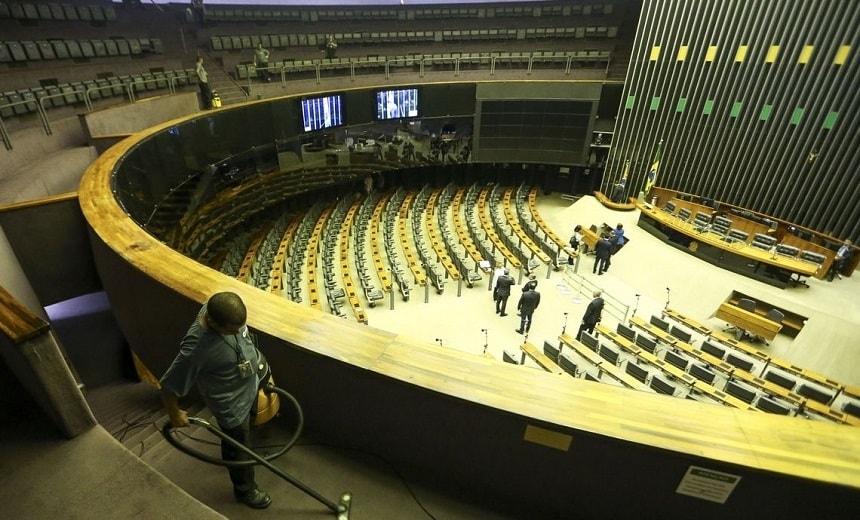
xmin=78 ymin=99 xmax=860 ymax=518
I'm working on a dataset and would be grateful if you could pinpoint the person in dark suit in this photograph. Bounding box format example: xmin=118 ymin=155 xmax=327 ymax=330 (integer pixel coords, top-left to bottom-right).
xmin=515 ymin=285 xmax=541 ymax=334
xmin=610 ymin=223 xmax=625 ymax=255
xmin=594 ymin=233 xmax=613 ymax=275
xmin=577 ymin=291 xmax=604 ymax=341
xmin=521 ymin=272 xmax=538 ymax=292
xmin=828 ymin=239 xmax=853 ymax=281
xmin=494 ymin=268 xmax=515 ymax=316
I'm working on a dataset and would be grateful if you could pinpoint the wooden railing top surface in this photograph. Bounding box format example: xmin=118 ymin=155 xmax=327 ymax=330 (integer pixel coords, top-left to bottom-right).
xmin=0 ymin=285 xmax=50 ymax=344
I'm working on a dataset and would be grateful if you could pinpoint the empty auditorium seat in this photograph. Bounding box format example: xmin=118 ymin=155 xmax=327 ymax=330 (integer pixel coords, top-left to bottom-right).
xmin=725 ymin=352 xmax=754 ymax=373
xmin=580 ymin=331 xmax=599 ymax=351
xmin=842 ymin=400 xmax=860 ymax=418
xmin=650 ymin=314 xmax=670 ymax=331
xmin=723 ymin=228 xmax=749 ymax=245
xmin=664 ymin=349 xmax=690 ymax=371
xmin=650 ymin=376 xmax=675 ymax=396
xmin=598 ymin=345 xmax=621 ymax=366
xmin=799 ymin=250 xmax=826 ymax=266
xmin=692 ymin=212 xmax=711 ymax=231
xmin=635 ymin=334 xmax=657 ymax=354
xmin=543 ymin=341 xmax=560 ymax=362
xmin=756 ymin=396 xmax=791 ymax=415
xmin=689 ymin=364 xmax=716 ymax=385
xmin=763 ymin=370 xmax=796 ymax=390
xmin=669 ymin=325 xmax=692 ymax=343
xmin=625 ymin=362 xmax=649 ymax=383
xmin=616 ymin=322 xmax=636 ymax=342
xmin=775 ymin=244 xmax=799 ymax=258
xmin=796 ymin=383 xmax=834 ymax=405
xmin=725 ymin=380 xmax=757 ymax=404
xmin=750 ymin=233 xmax=778 ymax=251
xmin=6 ymin=41 xmax=27 ymax=62
xmin=701 ymin=341 xmax=725 ymax=359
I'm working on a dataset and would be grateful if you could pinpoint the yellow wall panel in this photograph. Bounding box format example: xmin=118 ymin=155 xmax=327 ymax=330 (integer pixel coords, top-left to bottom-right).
xmin=834 ymin=45 xmax=850 ymax=65
xmin=650 ymin=45 xmax=661 ymax=61
xmin=677 ymin=45 xmax=689 ymax=61
xmin=705 ymin=45 xmax=718 ymax=62
xmin=735 ymin=45 xmax=748 ymax=63
xmin=765 ymin=45 xmax=780 ymax=63
xmin=799 ymin=45 xmax=814 ymax=64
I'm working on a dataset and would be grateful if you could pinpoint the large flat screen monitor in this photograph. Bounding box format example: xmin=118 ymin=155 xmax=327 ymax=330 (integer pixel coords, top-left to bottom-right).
xmin=375 ymin=88 xmax=419 ymax=120
xmin=301 ymin=94 xmax=344 ymax=132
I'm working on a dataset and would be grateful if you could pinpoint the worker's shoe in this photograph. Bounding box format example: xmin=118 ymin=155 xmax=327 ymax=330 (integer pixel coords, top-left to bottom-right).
xmin=236 ymin=488 xmax=272 ymax=509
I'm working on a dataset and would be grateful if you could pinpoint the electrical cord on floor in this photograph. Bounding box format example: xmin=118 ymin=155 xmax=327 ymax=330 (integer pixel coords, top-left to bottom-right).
xmin=290 ymin=440 xmax=439 ymax=520
xmin=111 ymin=407 xmax=161 ymax=442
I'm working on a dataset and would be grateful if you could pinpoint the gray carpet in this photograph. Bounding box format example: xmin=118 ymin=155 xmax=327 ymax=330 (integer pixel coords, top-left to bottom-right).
xmin=0 ymin=401 xmax=224 ymax=520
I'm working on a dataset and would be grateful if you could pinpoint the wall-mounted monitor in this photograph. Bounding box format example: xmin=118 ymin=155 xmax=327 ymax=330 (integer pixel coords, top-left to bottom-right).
xmin=300 ymin=94 xmax=344 ymax=132
xmin=375 ymin=87 xmax=419 ymax=120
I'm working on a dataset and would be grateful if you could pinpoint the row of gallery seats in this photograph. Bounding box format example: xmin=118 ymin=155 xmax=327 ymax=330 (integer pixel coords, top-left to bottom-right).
xmin=210 ymin=25 xmax=619 ymax=53
xmin=0 ymin=2 xmax=116 ymax=23
xmin=203 ymin=2 xmax=617 ymax=24
xmin=0 ymin=37 xmax=164 ymax=64
xmin=0 ymin=68 xmax=194 ymax=118
xmin=236 ymin=50 xmax=612 ymax=81
xmin=516 ymin=308 xmax=860 ymax=427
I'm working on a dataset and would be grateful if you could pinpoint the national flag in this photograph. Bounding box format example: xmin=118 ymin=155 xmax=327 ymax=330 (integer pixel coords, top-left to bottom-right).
xmin=643 ymin=139 xmax=663 ymax=195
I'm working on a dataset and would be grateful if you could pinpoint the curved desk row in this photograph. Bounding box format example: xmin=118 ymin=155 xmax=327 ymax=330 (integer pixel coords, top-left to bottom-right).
xmin=637 ymin=202 xmax=825 ymax=288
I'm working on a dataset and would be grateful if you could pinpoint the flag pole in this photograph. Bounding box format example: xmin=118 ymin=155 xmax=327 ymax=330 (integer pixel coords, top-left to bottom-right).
xmin=640 ymin=139 xmax=664 ymax=203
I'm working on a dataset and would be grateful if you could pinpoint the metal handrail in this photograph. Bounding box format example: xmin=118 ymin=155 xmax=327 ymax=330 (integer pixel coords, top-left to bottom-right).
xmin=84 ymin=84 xmax=132 ymax=111
xmin=129 ymin=77 xmax=172 ymax=101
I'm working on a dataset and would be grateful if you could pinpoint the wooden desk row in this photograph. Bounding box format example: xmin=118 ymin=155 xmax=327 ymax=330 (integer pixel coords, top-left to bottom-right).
xmin=663 ymin=309 xmax=844 ymax=392
xmin=476 ymin=185 xmax=522 ymax=269
xmin=519 ymin=341 xmax=563 ymax=375
xmin=628 ymin=316 xmax=817 ymax=412
xmin=638 ymin=313 xmax=859 ymax=426
xmin=594 ymin=324 xmax=756 ymax=410
xmin=558 ymin=333 xmax=652 ymax=392
xmin=650 ymin=187 xmax=853 ymax=277
xmin=397 ymin=191 xmax=427 ymax=287
xmin=726 ymin=290 xmax=807 ymax=337
xmin=370 ymin=194 xmax=393 ymax=292
xmin=451 ymin=187 xmax=486 ymax=267
xmin=502 ymin=187 xmax=550 ymax=264
xmin=305 ymin=206 xmax=332 ymax=310
xmin=714 ymin=301 xmax=782 ymax=342
xmin=424 ymin=189 xmax=460 ymax=281
xmin=268 ymin=217 xmax=300 ymax=296
xmin=638 ymin=202 xmax=822 ymax=279
xmin=517 ymin=336 xmax=651 ymax=393
xmin=527 ymin=186 xmax=567 ymax=251
xmin=338 ymin=199 xmax=368 ymax=324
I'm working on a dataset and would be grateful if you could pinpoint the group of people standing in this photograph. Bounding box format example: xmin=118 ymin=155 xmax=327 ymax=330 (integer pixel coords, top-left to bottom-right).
xmin=593 ymin=223 xmax=625 ymax=275
xmin=491 ymin=267 xmax=541 ymax=335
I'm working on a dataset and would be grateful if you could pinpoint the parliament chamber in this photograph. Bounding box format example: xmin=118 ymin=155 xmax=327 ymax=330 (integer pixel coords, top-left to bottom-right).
xmin=2 ymin=1 xmax=860 ymax=519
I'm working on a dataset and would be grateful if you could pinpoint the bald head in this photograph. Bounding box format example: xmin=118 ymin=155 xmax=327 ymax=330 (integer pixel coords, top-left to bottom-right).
xmin=205 ymin=292 xmax=246 ymax=333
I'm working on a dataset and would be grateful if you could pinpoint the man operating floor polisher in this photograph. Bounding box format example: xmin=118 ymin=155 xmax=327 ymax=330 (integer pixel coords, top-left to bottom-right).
xmin=159 ymin=292 xmax=351 ymax=518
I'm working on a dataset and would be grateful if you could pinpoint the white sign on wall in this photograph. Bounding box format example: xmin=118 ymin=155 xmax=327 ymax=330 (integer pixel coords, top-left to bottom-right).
xmin=675 ymin=466 xmax=741 ymax=504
